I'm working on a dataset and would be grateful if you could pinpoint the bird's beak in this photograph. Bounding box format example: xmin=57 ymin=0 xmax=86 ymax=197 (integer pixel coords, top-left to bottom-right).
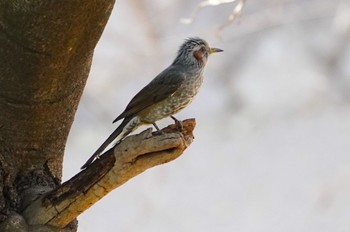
xmin=209 ymin=47 xmax=223 ymax=54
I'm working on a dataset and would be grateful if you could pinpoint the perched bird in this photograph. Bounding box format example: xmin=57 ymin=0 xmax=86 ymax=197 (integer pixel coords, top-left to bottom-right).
xmin=81 ymin=37 xmax=223 ymax=169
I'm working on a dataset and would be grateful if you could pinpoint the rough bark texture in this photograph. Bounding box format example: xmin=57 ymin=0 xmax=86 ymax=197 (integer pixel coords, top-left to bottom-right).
xmin=22 ymin=119 xmax=195 ymax=228
xmin=0 ymin=1 xmax=115 ymax=231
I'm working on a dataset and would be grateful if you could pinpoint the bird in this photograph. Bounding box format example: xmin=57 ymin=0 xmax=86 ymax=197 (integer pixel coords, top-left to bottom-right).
xmin=81 ymin=37 xmax=223 ymax=169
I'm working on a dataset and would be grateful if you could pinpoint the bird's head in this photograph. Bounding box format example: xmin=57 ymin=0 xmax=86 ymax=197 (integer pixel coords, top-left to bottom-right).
xmin=173 ymin=37 xmax=223 ymax=67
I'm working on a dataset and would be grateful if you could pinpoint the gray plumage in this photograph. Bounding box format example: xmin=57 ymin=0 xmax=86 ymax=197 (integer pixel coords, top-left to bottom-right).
xmin=81 ymin=37 xmax=222 ymax=169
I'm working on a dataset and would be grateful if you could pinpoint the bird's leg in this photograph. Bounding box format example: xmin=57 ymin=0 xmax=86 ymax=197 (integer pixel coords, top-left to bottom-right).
xmin=152 ymin=122 xmax=161 ymax=131
xmin=171 ymin=115 xmax=183 ymax=131
xmin=152 ymin=122 xmax=165 ymax=135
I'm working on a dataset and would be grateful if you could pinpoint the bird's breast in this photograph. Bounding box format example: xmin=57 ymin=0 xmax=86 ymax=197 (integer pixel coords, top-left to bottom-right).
xmin=140 ymin=74 xmax=204 ymax=123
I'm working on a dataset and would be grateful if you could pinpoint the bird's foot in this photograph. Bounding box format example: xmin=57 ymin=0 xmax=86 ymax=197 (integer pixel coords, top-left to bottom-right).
xmin=171 ymin=116 xmax=183 ymax=131
xmin=152 ymin=123 xmax=165 ymax=136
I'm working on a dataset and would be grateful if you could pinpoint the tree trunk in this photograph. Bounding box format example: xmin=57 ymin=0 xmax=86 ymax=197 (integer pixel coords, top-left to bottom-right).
xmin=0 ymin=1 xmax=115 ymax=231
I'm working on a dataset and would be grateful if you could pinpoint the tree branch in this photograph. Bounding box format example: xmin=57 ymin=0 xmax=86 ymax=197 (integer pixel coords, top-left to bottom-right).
xmin=22 ymin=119 xmax=196 ymax=228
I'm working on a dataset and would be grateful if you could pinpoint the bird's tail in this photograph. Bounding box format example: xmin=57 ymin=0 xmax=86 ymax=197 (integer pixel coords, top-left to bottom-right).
xmin=81 ymin=117 xmax=132 ymax=169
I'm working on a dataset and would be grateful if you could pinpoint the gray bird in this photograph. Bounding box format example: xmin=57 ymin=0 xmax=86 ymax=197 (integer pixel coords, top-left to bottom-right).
xmin=81 ymin=37 xmax=223 ymax=169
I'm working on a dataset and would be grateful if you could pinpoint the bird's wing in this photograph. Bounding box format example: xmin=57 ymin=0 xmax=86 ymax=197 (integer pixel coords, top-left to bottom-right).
xmin=113 ymin=67 xmax=186 ymax=123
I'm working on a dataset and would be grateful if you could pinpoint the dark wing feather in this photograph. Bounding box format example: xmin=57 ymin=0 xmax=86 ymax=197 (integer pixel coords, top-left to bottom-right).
xmin=113 ymin=66 xmax=186 ymax=123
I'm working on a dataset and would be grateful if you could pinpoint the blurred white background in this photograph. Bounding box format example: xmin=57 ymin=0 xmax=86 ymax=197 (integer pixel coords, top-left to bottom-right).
xmin=63 ymin=0 xmax=350 ymax=231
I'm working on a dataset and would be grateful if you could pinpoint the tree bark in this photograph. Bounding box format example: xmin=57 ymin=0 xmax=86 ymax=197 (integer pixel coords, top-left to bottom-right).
xmin=0 ymin=1 xmax=115 ymax=231
xmin=0 ymin=0 xmax=115 ymax=180
xmin=22 ymin=119 xmax=195 ymax=228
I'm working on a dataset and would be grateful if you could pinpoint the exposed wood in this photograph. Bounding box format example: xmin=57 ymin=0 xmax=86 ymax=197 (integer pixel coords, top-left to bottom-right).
xmin=22 ymin=119 xmax=196 ymax=228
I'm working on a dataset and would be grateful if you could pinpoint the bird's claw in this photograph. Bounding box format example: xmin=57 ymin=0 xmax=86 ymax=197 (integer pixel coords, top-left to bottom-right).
xmin=152 ymin=122 xmax=165 ymax=136
xmin=171 ymin=116 xmax=184 ymax=131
